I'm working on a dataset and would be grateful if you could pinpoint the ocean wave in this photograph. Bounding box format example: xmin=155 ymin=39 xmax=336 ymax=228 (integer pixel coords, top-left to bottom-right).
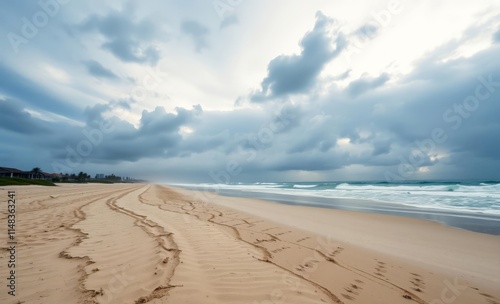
xmin=293 ymin=184 xmax=318 ymax=188
xmin=178 ymin=181 xmax=500 ymax=215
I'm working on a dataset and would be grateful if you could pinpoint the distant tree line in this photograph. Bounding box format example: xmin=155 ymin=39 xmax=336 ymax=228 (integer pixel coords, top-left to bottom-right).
xmin=23 ymin=167 xmax=137 ymax=183
xmin=52 ymin=171 xmax=91 ymax=183
xmin=103 ymin=174 xmax=122 ymax=181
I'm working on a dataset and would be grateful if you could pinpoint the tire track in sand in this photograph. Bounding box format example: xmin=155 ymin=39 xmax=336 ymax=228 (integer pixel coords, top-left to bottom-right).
xmin=119 ymin=185 xmax=339 ymax=304
xmin=63 ymin=185 xmax=180 ymax=304
xmin=0 ymin=184 xmax=141 ymax=304
xmin=151 ymin=185 xmax=433 ymax=304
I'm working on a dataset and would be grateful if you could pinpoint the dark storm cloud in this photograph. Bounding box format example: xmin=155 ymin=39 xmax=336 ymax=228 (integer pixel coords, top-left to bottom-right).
xmin=0 ymin=63 xmax=81 ymax=119
xmin=371 ymin=139 xmax=392 ymax=156
xmin=493 ymin=26 xmax=500 ymax=43
xmin=354 ymin=23 xmax=379 ymax=40
xmin=331 ymin=70 xmax=351 ymax=81
xmin=250 ymin=12 xmax=347 ymax=101
xmin=54 ymin=101 xmax=299 ymax=169
xmin=5 ymin=35 xmax=499 ymax=181
xmin=0 ymin=100 xmax=88 ymax=172
xmin=84 ymin=103 xmax=112 ymax=124
xmin=1 ymin=5 xmax=499 ymax=182
xmin=46 ymin=103 xmax=205 ymax=164
xmin=84 ymin=98 xmax=133 ymax=124
xmin=288 ymin=134 xmax=335 ymax=154
xmin=139 ymin=105 xmax=202 ymax=135
xmin=181 ymin=20 xmax=210 ymax=52
xmin=223 ymin=42 xmax=499 ymax=180
xmin=340 ymin=45 xmax=499 ymax=172
xmin=83 ymin=60 xmax=118 ymax=79
xmin=0 ymin=98 xmax=49 ymax=134
xmin=79 ymin=10 xmax=162 ymax=65
xmin=179 ymin=108 xmax=270 ymax=156
xmin=347 ymin=73 xmax=389 ymax=96
xmin=38 ymin=37 xmax=500 ymax=179
xmin=449 ymin=125 xmax=500 ymax=160
xmin=268 ymin=152 xmax=343 ymax=171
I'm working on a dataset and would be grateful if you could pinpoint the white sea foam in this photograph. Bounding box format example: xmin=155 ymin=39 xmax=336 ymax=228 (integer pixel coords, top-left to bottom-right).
xmin=293 ymin=184 xmax=318 ymax=188
xmin=182 ymin=182 xmax=500 ymax=215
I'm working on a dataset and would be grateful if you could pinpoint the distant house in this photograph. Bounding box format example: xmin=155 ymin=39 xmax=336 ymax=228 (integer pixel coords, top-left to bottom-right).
xmin=26 ymin=170 xmax=51 ymax=180
xmin=46 ymin=173 xmax=63 ymax=181
xmin=0 ymin=166 xmax=54 ymax=180
xmin=95 ymin=174 xmax=105 ymax=179
xmin=0 ymin=167 xmax=30 ymax=179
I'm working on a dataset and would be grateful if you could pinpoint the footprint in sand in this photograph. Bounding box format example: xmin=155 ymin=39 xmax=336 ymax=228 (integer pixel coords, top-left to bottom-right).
xmin=295 ymin=236 xmax=311 ymax=243
xmin=275 ymin=230 xmax=292 ymax=236
xmin=343 ymin=281 xmax=364 ymax=298
xmin=375 ymin=261 xmax=388 ymax=277
xmin=410 ymin=273 xmax=425 ymax=292
xmin=261 ymin=227 xmax=278 ymax=232
xmin=341 ymin=279 xmax=365 ymax=301
xmin=329 ymin=246 xmax=344 ymax=257
xmin=295 ymin=259 xmax=320 ymax=272
xmin=271 ymin=246 xmax=291 ymax=254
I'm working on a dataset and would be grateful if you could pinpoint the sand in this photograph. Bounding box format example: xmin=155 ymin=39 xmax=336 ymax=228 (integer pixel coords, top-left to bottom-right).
xmin=0 ymin=183 xmax=499 ymax=304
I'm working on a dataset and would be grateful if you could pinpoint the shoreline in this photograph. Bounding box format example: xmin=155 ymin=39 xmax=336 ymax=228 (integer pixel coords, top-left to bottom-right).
xmin=172 ymin=186 xmax=500 ymax=278
xmin=1 ymin=183 xmax=499 ymax=304
xmin=176 ymin=185 xmax=500 ymax=235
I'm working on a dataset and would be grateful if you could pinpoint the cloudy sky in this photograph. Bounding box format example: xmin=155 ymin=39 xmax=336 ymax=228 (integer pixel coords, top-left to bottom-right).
xmin=1 ymin=0 xmax=499 ymax=183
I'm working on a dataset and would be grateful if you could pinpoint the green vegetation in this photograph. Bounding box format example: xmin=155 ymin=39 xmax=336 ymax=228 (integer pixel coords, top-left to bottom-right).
xmin=0 ymin=177 xmax=56 ymax=186
xmin=1 ymin=166 xmax=142 ymax=186
xmin=31 ymin=167 xmax=42 ymax=179
xmin=53 ymin=171 xmax=92 ymax=183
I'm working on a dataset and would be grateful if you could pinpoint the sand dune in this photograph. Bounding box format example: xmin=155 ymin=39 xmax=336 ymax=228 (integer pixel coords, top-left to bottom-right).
xmin=1 ymin=183 xmax=499 ymax=304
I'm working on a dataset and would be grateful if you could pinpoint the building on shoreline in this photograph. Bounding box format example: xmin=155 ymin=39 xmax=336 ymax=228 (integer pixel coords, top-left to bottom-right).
xmin=0 ymin=167 xmax=29 ymax=179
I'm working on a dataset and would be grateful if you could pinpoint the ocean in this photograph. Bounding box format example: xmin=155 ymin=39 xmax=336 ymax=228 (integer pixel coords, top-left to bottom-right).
xmin=172 ymin=180 xmax=500 ymax=235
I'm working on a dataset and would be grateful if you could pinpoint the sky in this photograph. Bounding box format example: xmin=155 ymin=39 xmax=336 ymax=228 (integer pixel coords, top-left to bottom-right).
xmin=0 ymin=0 xmax=499 ymax=183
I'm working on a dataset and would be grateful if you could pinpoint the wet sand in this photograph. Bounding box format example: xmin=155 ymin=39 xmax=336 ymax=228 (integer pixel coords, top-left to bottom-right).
xmin=199 ymin=188 xmax=500 ymax=235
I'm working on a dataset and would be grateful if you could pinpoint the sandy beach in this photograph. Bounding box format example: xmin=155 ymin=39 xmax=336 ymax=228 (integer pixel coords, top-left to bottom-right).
xmin=1 ymin=183 xmax=499 ymax=304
